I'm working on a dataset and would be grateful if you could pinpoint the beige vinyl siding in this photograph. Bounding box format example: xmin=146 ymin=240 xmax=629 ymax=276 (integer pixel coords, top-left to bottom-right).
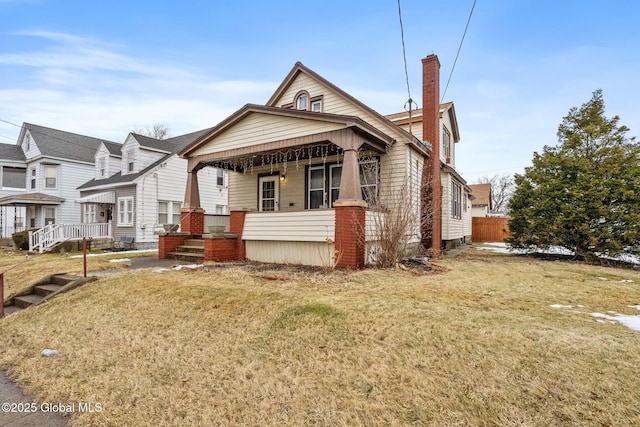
xmin=245 ymin=241 xmax=335 ymax=267
xmin=243 ymin=210 xmax=335 ymax=242
xmin=190 ymin=114 xmax=347 ymax=157
xmin=272 ymin=73 xmax=411 ymax=145
xmin=463 ymin=195 xmax=473 ymax=239
xmin=441 ymin=171 xmax=465 ymax=241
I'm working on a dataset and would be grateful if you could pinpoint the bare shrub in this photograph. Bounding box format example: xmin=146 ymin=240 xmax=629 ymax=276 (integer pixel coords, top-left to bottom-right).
xmin=361 ymin=157 xmax=433 ymax=268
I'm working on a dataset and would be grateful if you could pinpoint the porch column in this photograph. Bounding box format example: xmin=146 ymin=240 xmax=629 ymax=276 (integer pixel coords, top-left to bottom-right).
xmin=334 ymin=148 xmax=367 ymax=269
xmin=181 ymin=167 xmax=204 ymax=235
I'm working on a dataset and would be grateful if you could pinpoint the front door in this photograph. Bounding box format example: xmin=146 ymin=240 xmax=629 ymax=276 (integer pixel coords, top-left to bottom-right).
xmin=259 ymin=176 xmax=279 ymax=212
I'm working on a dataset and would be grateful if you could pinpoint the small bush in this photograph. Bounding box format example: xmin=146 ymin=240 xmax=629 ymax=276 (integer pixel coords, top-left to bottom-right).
xmin=12 ymin=229 xmax=38 ymax=250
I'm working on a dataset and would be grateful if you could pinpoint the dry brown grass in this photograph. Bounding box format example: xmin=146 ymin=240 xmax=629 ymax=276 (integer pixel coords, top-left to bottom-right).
xmin=1 ymin=247 xmax=640 ymax=426
xmin=0 ymin=249 xmax=154 ymax=297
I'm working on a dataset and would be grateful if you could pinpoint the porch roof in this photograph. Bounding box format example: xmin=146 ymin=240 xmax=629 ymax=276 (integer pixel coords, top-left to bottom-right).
xmin=0 ymin=192 xmax=65 ymax=206
xmin=182 ymin=105 xmax=395 ymax=173
xmin=74 ymin=191 xmax=116 ymax=204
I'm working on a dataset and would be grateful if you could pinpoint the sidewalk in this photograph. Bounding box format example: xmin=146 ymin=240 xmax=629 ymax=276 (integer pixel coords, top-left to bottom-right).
xmin=0 ymin=372 xmax=67 ymax=426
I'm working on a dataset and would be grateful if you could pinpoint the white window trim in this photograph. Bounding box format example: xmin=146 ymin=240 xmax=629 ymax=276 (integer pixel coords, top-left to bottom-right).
xmin=84 ymin=204 xmax=97 ymax=223
xmin=157 ymin=200 xmax=182 ymax=225
xmin=43 ymin=165 xmax=58 ymax=190
xmin=118 ymin=196 xmax=134 ymax=227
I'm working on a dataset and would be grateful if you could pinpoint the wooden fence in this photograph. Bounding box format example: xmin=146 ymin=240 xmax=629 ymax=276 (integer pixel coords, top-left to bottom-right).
xmin=472 ymin=217 xmax=510 ymax=242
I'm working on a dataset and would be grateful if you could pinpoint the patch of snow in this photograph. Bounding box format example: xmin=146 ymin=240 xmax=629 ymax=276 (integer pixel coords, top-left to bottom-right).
xmin=628 ymin=305 xmax=640 ymax=311
xmin=70 ymin=249 xmax=157 ymax=259
xmin=475 ymin=243 xmax=640 ymax=265
xmin=550 ymin=304 xmax=573 ymax=309
xmin=41 ymin=349 xmax=59 ymax=357
xmin=620 ymin=279 xmax=634 ymax=283
xmin=153 ymin=268 xmax=170 ymax=273
xmin=173 ymin=264 xmax=203 ymax=271
xmin=591 ymin=312 xmax=640 ymax=331
xmin=597 ymin=277 xmax=608 ymax=281
xmin=109 ymin=258 xmax=131 ymax=263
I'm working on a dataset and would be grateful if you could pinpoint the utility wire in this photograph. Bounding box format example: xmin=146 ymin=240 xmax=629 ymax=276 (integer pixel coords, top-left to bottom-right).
xmin=397 ymin=0 xmax=418 ymax=136
xmin=397 ymin=0 xmax=412 ymax=105
xmin=441 ymin=0 xmax=477 ymax=102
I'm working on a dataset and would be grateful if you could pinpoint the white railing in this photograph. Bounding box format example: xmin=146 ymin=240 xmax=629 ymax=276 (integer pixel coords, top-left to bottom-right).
xmin=29 ymin=222 xmax=112 ymax=253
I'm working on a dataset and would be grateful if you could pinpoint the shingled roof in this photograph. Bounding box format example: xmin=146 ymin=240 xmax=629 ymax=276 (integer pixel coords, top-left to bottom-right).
xmin=0 ymin=143 xmax=26 ymax=161
xmin=78 ymin=128 xmax=212 ymax=190
xmin=22 ymin=123 xmax=119 ymax=163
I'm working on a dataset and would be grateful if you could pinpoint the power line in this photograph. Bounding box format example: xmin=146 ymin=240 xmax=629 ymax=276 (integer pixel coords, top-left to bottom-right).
xmin=442 ymin=0 xmax=477 ymax=102
xmin=397 ymin=0 xmax=412 ymax=105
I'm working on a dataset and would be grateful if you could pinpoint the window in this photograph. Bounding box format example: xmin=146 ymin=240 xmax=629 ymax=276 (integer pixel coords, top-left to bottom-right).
xmin=44 ymin=165 xmax=58 ymax=189
xmin=125 ymin=151 xmax=135 ymax=174
xmin=158 ymin=200 xmax=181 ymax=225
xmin=118 ymin=197 xmax=134 ymax=226
xmin=442 ymin=125 xmax=451 ymax=161
xmin=215 ymin=204 xmax=227 ymax=215
xmin=30 ymin=168 xmax=36 ymax=190
xmin=451 ymin=181 xmax=462 ymax=219
xmin=216 ymin=169 xmax=225 ymax=187
xmin=295 ymin=92 xmax=309 ymax=110
xmin=99 ymin=158 xmax=106 ymax=178
xmin=2 ymin=166 xmax=26 ymax=189
xmin=311 ymin=97 xmax=323 ymax=112
xmin=308 ymin=166 xmax=325 ymax=209
xmin=44 ymin=207 xmax=56 ymax=225
xmin=84 ymin=204 xmax=97 ymax=223
xmin=305 ymin=159 xmax=380 ymax=209
xmin=359 ymin=159 xmax=379 ymax=204
xmin=25 ymin=134 xmax=30 ymax=151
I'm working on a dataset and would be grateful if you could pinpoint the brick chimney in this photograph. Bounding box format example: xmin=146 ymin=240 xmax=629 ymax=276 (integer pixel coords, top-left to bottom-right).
xmin=421 ymin=54 xmax=442 ymax=256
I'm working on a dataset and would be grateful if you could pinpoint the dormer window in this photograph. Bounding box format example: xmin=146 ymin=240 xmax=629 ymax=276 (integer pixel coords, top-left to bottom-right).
xmin=99 ymin=158 xmax=106 ymax=178
xmin=295 ymin=92 xmax=309 ymax=110
xmin=125 ymin=151 xmax=135 ymax=174
xmin=25 ymin=134 xmax=31 ymax=151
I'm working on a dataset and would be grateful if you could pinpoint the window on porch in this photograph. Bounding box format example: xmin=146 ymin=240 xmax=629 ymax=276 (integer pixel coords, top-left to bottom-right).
xmin=84 ymin=204 xmax=97 ymax=223
xmin=305 ymin=158 xmax=379 ymax=209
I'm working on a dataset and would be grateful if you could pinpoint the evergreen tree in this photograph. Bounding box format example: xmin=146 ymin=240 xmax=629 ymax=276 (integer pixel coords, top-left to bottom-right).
xmin=507 ymin=89 xmax=640 ymax=258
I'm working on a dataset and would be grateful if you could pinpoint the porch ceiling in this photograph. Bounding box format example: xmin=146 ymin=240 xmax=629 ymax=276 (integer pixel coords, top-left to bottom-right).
xmin=188 ymin=127 xmax=391 ymax=173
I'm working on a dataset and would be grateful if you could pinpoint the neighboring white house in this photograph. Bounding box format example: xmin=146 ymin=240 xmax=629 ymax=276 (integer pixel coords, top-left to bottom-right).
xmin=0 ymin=143 xmax=27 ymax=239
xmin=0 ymin=123 xmax=116 ymax=238
xmin=468 ymin=183 xmax=493 ymax=217
xmin=77 ymin=130 xmax=228 ymax=249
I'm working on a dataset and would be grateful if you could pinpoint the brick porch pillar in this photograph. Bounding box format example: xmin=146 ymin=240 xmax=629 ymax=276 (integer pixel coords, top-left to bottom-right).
xmin=334 ymin=202 xmax=366 ymax=269
xmin=180 ymin=207 xmax=204 ymax=235
xmin=230 ymin=210 xmax=247 ymax=260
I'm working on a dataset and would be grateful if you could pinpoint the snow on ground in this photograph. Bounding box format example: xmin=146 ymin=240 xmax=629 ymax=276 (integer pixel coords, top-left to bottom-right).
xmin=477 ymin=242 xmax=640 ymax=265
xmin=70 ymin=249 xmax=157 ymax=259
xmin=551 ymin=304 xmax=640 ymax=332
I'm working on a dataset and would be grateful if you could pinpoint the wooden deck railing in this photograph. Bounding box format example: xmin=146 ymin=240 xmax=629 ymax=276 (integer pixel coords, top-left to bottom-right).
xmin=29 ymin=222 xmax=112 ymax=253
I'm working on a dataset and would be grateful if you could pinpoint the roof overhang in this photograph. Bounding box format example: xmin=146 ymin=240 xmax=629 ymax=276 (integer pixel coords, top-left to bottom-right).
xmin=74 ymin=191 xmax=115 ymax=204
xmin=0 ymin=193 xmax=65 ymax=206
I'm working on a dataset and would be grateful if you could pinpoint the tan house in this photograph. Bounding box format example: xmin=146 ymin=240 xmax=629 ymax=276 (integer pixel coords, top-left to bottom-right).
xmin=160 ymin=54 xmax=466 ymax=268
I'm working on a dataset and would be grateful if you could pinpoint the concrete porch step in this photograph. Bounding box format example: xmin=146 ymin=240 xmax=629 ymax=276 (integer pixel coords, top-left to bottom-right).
xmin=50 ymin=274 xmax=82 ymax=286
xmin=176 ymin=245 xmax=206 ymax=254
xmin=167 ymin=251 xmax=205 ymax=261
xmin=2 ymin=305 xmax=22 ymax=316
xmin=34 ymin=284 xmax=64 ymax=297
xmin=183 ymin=239 xmax=205 ymax=247
xmin=13 ymin=294 xmax=44 ymax=309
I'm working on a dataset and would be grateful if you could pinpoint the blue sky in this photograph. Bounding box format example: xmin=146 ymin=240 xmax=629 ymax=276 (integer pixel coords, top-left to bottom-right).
xmin=1 ymin=0 xmax=638 ymax=183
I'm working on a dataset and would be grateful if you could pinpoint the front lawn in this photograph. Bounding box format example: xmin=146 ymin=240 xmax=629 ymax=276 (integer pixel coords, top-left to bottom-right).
xmin=1 ymin=248 xmax=639 ymax=426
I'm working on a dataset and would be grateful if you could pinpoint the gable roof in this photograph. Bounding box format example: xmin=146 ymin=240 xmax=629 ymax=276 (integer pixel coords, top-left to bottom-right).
xmin=264 ymin=62 xmax=429 ymax=156
xmin=78 ymin=128 xmax=212 ymax=190
xmin=0 ymin=143 xmax=26 ymax=161
xmin=469 ymin=183 xmax=492 ymax=208
xmin=19 ymin=123 xmax=118 ymax=164
xmin=179 ymin=104 xmax=395 ymax=158
xmin=102 ymin=141 xmax=122 ymax=156
xmin=385 ymin=103 xmax=461 ymax=143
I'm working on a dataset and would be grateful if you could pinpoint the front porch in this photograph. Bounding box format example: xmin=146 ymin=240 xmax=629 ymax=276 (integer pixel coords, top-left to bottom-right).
xmin=160 ymin=207 xmax=366 ymax=268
